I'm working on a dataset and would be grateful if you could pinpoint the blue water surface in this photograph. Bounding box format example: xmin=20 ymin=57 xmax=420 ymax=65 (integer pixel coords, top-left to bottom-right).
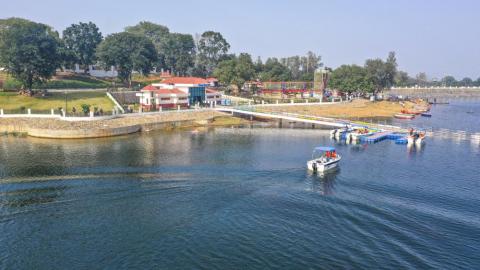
xmin=0 ymin=103 xmax=479 ymax=269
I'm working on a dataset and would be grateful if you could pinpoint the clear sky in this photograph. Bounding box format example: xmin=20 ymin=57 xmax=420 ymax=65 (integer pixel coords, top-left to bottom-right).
xmin=1 ymin=0 xmax=479 ymax=79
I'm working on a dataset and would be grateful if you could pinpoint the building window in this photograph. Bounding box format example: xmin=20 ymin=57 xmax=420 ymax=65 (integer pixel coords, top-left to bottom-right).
xmin=161 ymin=97 xmax=170 ymax=100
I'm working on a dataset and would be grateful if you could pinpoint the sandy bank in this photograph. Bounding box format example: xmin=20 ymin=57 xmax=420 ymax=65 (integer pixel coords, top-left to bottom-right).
xmin=256 ymin=99 xmax=426 ymax=119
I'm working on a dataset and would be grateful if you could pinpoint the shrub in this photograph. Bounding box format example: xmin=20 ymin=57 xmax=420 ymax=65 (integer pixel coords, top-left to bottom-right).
xmin=81 ymin=104 xmax=91 ymax=115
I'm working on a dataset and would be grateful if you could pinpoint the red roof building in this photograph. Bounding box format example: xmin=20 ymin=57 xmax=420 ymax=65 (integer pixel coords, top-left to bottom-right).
xmin=161 ymin=77 xmax=209 ymax=85
xmin=137 ymin=85 xmax=189 ymax=111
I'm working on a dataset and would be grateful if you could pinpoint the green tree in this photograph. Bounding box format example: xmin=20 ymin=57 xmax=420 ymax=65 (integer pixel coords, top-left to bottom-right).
xmin=196 ymin=31 xmax=230 ymax=76
xmin=0 ymin=18 xmax=61 ymax=91
xmin=415 ymin=72 xmax=428 ymax=87
xmin=213 ymin=53 xmax=255 ymax=93
xmin=62 ymin=22 xmax=102 ymax=70
xmin=364 ymin=52 xmax=397 ymax=94
xmin=459 ymin=77 xmax=473 ymax=87
xmin=125 ymin=21 xmax=170 ymax=70
xmin=162 ymin=33 xmax=195 ymax=75
xmin=441 ymin=75 xmax=457 ymax=87
xmin=329 ymin=65 xmax=373 ymax=94
xmin=96 ymin=32 xmax=157 ymax=87
xmin=300 ymin=51 xmax=322 ymax=81
xmin=475 ymin=77 xmax=480 ymax=87
xmin=57 ymin=39 xmax=78 ymax=70
xmin=258 ymin=58 xmax=292 ymax=81
xmin=281 ymin=56 xmax=301 ymax=80
xmin=385 ymin=51 xmax=397 ymax=88
xmin=395 ymin=71 xmax=411 ymax=87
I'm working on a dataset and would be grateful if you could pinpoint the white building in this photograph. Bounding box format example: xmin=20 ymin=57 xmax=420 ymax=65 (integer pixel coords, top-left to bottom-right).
xmin=137 ymin=77 xmax=222 ymax=111
xmin=136 ymin=85 xmax=189 ymax=111
xmin=74 ymin=64 xmax=118 ymax=78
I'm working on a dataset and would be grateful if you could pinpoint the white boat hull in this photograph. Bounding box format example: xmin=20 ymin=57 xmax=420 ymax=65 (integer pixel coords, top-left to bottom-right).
xmin=307 ymin=156 xmax=341 ymax=172
xmin=416 ymin=137 xmax=425 ymax=146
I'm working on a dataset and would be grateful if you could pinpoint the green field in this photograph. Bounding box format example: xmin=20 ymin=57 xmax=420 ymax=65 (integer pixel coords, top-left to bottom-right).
xmin=0 ymin=91 xmax=115 ymax=114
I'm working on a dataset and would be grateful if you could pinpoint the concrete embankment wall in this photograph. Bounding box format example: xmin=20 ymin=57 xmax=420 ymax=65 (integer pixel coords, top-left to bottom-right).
xmin=388 ymin=87 xmax=480 ymax=99
xmin=0 ymin=110 xmax=222 ymax=139
xmin=0 ymin=120 xmax=210 ymax=139
xmin=27 ymin=125 xmax=141 ymax=139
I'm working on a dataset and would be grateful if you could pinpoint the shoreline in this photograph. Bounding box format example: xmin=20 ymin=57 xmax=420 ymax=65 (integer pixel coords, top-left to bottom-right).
xmin=0 ymin=99 xmax=429 ymax=139
xmin=0 ymin=110 xmax=249 ymax=139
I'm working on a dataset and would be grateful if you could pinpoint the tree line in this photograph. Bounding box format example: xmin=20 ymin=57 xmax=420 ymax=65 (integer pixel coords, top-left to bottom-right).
xmin=394 ymin=71 xmax=480 ymax=88
xmin=329 ymin=52 xmax=398 ymax=95
xmin=1 ymin=17 xmax=477 ymax=93
xmin=0 ymin=18 xmax=322 ymax=91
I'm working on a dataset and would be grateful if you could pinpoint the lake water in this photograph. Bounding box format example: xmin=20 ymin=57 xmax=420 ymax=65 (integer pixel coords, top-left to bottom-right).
xmin=0 ymin=102 xmax=479 ymax=269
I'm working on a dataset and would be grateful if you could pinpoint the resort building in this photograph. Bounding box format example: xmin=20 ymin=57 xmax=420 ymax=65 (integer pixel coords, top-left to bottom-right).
xmin=137 ymin=85 xmax=189 ymax=110
xmin=137 ymin=77 xmax=222 ymax=111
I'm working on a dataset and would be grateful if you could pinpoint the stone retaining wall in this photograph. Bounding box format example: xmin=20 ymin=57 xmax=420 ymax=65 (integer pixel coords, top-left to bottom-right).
xmin=0 ymin=110 xmax=224 ymax=139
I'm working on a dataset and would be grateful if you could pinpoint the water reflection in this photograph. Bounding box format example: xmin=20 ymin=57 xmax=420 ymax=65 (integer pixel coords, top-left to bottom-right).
xmin=0 ymin=185 xmax=67 ymax=207
xmin=306 ymin=168 xmax=339 ymax=195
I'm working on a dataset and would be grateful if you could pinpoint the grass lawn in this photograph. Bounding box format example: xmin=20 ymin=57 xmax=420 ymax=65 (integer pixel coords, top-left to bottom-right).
xmin=0 ymin=91 xmax=115 ymax=114
xmin=0 ymin=72 xmax=112 ymax=90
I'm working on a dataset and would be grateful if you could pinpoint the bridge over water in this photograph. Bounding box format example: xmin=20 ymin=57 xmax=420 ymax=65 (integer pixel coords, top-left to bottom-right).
xmin=215 ymin=105 xmax=480 ymax=145
xmin=215 ymin=105 xmax=404 ymax=131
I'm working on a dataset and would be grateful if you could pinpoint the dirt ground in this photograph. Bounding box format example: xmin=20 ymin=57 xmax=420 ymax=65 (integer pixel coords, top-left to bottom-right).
xmin=257 ymin=99 xmax=428 ymax=119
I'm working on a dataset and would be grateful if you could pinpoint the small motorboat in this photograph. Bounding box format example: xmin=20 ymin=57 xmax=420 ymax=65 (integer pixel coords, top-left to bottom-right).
xmin=416 ymin=131 xmax=426 ymax=146
xmin=307 ymin=146 xmax=341 ymax=172
xmin=346 ymin=127 xmax=375 ymax=142
xmin=330 ymin=126 xmax=350 ymax=140
xmin=407 ymin=129 xmax=426 ymax=146
xmin=394 ymin=113 xmax=416 ymax=119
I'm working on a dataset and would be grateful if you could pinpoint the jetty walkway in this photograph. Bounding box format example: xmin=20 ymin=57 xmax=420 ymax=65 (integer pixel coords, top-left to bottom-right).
xmin=215 ymin=105 xmax=406 ymax=131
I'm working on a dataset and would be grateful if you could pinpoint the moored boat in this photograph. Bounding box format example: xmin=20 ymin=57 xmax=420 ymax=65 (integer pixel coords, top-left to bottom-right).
xmin=394 ymin=113 xmax=415 ymax=119
xmin=307 ymin=147 xmax=341 ymax=172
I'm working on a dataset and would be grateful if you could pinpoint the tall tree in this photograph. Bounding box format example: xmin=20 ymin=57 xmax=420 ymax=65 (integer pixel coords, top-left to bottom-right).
xmin=0 ymin=18 xmax=61 ymax=91
xmin=459 ymin=77 xmax=473 ymax=87
xmin=475 ymin=77 xmax=480 ymax=87
xmin=259 ymin=57 xmax=292 ymax=81
xmin=394 ymin=71 xmax=411 ymax=87
xmin=364 ymin=59 xmax=387 ymax=94
xmin=62 ymin=22 xmax=102 ymax=70
xmin=125 ymin=21 xmax=169 ymax=70
xmin=196 ymin=31 xmax=230 ymax=76
xmin=96 ymin=32 xmax=157 ymax=87
xmin=441 ymin=75 xmax=457 ymax=87
xmin=300 ymin=51 xmax=322 ymax=80
xmin=364 ymin=52 xmax=397 ymax=94
xmin=415 ymin=72 xmax=428 ymax=87
xmin=329 ymin=65 xmax=373 ymax=94
xmin=213 ymin=53 xmax=255 ymax=92
xmin=385 ymin=51 xmax=397 ymax=88
xmin=281 ymin=56 xmax=301 ymax=80
xmin=162 ymin=33 xmax=195 ymax=75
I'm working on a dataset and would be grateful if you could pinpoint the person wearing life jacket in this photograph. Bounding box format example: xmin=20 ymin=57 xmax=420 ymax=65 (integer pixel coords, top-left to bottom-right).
xmin=331 ymin=151 xmax=337 ymax=158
